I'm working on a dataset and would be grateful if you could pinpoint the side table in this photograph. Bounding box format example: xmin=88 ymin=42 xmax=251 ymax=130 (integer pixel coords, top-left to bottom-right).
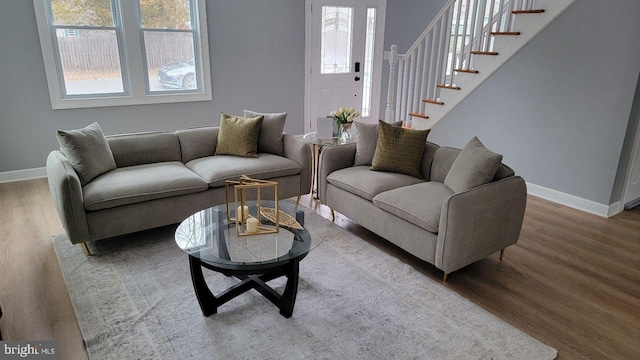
xmin=302 ymin=132 xmax=356 ymax=199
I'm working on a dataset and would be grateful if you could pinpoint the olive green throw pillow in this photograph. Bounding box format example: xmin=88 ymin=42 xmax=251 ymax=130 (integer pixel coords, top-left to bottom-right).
xmin=215 ymin=113 xmax=264 ymax=158
xmin=354 ymin=120 xmax=403 ymax=166
xmin=370 ymin=120 xmax=430 ymax=179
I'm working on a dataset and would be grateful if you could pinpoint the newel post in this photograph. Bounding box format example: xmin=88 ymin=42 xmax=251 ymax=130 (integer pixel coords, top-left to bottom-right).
xmin=384 ymin=44 xmax=399 ymax=123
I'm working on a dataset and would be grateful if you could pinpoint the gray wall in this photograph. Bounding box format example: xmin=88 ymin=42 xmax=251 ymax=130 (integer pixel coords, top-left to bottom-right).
xmin=424 ymin=0 xmax=640 ymax=206
xmin=0 ymin=0 xmax=305 ymax=172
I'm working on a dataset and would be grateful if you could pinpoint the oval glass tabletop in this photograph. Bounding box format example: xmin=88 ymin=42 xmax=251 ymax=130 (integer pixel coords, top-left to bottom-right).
xmin=175 ymin=200 xmax=329 ymax=269
xmin=303 ymin=131 xmax=357 ymax=146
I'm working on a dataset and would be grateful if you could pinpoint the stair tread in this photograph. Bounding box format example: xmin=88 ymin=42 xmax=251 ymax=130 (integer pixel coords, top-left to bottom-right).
xmin=437 ymin=84 xmax=461 ymax=90
xmin=491 ymin=31 xmax=521 ymax=35
xmin=471 ymin=51 xmax=499 ymax=55
xmin=454 ymin=68 xmax=479 ymax=74
xmin=422 ymin=99 xmax=445 ymax=105
xmin=408 ymin=112 xmax=429 ymax=119
xmin=512 ymin=9 xmax=545 ymax=14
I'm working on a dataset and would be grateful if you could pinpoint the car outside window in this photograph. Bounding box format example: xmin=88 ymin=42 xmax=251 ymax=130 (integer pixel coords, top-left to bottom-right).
xmin=33 ymin=0 xmax=211 ymax=109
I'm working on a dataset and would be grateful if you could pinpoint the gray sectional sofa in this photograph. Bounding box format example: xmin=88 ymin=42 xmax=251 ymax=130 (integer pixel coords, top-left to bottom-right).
xmin=47 ymin=124 xmax=311 ymax=254
xmin=317 ymin=125 xmax=527 ymax=280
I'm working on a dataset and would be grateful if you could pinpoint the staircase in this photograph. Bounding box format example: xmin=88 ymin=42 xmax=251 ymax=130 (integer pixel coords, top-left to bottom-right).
xmin=384 ymin=0 xmax=576 ymax=130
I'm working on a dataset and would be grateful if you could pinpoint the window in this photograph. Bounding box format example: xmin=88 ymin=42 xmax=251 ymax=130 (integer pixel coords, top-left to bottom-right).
xmin=33 ymin=0 xmax=211 ymax=109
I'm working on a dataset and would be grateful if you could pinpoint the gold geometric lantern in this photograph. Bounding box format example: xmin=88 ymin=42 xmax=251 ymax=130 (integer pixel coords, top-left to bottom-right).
xmin=225 ymin=175 xmax=279 ymax=236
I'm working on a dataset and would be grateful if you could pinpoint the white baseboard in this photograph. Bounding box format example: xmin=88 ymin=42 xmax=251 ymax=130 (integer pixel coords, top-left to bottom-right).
xmin=0 ymin=167 xmax=47 ymax=184
xmin=526 ymin=182 xmax=621 ymax=218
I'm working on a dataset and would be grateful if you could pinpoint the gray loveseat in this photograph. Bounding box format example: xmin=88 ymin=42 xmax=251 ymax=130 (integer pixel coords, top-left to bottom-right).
xmin=47 ymin=124 xmax=311 ymax=254
xmin=317 ymin=130 xmax=527 ymax=280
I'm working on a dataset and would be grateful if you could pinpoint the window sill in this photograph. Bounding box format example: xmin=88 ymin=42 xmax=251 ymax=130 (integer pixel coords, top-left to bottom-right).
xmin=50 ymin=91 xmax=212 ymax=110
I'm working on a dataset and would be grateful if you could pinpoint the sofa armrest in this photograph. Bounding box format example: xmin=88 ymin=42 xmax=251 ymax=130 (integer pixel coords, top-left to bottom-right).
xmin=435 ymin=176 xmax=527 ymax=274
xmin=46 ymin=151 xmax=90 ymax=244
xmin=317 ymin=143 xmax=356 ymax=203
xmin=283 ymin=134 xmax=312 ymax=196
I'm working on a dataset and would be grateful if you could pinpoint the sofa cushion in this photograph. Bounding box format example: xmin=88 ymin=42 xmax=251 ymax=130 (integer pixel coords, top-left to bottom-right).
xmin=215 ymin=113 xmax=264 ymax=158
xmin=56 ymin=122 xmax=117 ymax=186
xmin=186 ymin=153 xmax=301 ymax=187
xmin=83 ymin=162 xmax=209 ymax=211
xmin=371 ymin=120 xmax=430 ymax=179
xmin=444 ymin=137 xmax=503 ymax=193
xmin=327 ymin=166 xmax=424 ymax=201
xmin=353 ymin=120 xmax=403 ymax=166
xmin=429 ymin=147 xmax=461 ymax=182
xmin=373 ymin=182 xmax=454 ymax=233
xmin=176 ymin=126 xmax=218 ymax=163
xmin=243 ymin=110 xmax=287 ymax=156
xmin=107 ymin=131 xmax=182 ymax=168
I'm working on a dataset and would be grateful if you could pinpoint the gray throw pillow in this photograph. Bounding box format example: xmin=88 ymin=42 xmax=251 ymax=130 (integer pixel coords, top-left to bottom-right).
xmin=354 ymin=120 xmax=403 ymax=166
xmin=444 ymin=136 xmax=503 ymax=193
xmin=56 ymin=122 xmax=117 ymax=186
xmin=243 ymin=110 xmax=286 ymax=156
xmin=215 ymin=113 xmax=264 ymax=158
xmin=370 ymin=120 xmax=429 ymax=179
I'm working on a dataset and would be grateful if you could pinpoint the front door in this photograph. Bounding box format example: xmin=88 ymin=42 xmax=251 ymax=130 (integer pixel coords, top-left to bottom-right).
xmin=306 ymin=0 xmax=386 ymax=132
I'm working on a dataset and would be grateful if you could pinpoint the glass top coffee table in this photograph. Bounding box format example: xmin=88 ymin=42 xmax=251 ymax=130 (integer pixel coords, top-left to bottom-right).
xmin=175 ymin=200 xmax=328 ymax=318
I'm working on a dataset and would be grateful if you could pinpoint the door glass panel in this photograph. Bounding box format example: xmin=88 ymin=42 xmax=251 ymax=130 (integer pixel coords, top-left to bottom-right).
xmin=361 ymin=7 xmax=376 ymax=117
xmin=321 ymin=6 xmax=353 ymax=74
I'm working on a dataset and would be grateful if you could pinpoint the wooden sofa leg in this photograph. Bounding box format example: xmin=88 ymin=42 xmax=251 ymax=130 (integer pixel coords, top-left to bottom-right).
xmin=330 ymin=209 xmax=335 ymax=222
xmin=81 ymin=242 xmax=92 ymax=256
xmin=296 ymin=195 xmax=301 ymax=206
xmin=442 ymin=273 xmax=449 ymax=282
xmin=500 ymin=248 xmax=505 ymax=261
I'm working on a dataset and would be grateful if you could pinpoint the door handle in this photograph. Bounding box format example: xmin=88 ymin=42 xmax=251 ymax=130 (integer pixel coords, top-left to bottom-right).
xmin=354 ymin=76 xmax=361 ymax=81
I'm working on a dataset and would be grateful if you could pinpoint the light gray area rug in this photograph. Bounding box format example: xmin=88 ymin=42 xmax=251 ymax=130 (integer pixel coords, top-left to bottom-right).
xmin=53 ymin=213 xmax=557 ymax=360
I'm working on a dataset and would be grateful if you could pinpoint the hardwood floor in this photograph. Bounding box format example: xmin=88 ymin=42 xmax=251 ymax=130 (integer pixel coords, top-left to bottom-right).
xmin=1 ymin=178 xmax=638 ymax=359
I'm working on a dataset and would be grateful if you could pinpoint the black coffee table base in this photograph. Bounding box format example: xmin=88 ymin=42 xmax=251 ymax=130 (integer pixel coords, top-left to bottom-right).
xmin=189 ymin=255 xmax=300 ymax=318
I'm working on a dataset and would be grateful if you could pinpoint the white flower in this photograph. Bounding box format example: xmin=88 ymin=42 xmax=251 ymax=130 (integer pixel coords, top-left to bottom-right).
xmin=331 ymin=106 xmax=360 ymax=124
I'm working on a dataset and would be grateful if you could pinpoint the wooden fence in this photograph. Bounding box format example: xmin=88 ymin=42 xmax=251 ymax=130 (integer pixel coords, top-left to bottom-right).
xmin=57 ymin=31 xmax=194 ymax=73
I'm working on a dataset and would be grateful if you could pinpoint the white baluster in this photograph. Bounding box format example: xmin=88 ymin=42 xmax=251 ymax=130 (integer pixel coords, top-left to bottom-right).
xmin=385 ymin=44 xmax=398 ymax=123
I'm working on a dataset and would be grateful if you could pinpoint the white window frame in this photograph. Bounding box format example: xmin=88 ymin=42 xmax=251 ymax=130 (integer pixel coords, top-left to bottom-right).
xmin=33 ymin=0 xmax=212 ymax=110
